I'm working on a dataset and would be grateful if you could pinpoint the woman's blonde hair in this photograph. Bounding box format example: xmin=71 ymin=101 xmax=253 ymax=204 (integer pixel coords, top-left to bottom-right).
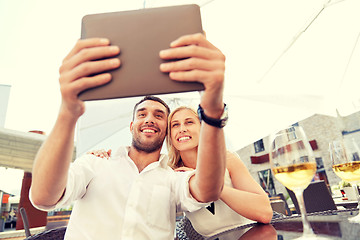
xmin=167 ymin=106 xmax=199 ymax=169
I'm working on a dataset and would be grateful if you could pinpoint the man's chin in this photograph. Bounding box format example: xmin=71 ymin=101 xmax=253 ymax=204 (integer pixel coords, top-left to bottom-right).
xmin=132 ymin=137 xmax=164 ymax=153
xmin=133 ymin=144 xmax=162 ymax=154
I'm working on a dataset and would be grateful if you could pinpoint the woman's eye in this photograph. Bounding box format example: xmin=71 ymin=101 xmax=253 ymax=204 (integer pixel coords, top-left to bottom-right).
xmin=172 ymin=123 xmax=179 ymax=128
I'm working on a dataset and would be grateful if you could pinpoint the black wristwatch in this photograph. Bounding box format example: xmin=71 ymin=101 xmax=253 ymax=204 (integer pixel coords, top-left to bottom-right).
xmin=197 ymin=104 xmax=228 ymax=128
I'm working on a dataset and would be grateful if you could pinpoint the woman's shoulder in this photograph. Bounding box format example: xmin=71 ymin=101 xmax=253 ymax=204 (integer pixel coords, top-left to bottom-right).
xmin=226 ymin=151 xmax=239 ymax=160
xmin=225 ymin=151 xmax=246 ymax=174
xmin=226 ymin=151 xmax=241 ymax=165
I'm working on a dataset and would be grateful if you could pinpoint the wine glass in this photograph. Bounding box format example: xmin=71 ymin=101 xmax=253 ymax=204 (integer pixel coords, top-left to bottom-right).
xmin=269 ymin=125 xmax=329 ymax=239
xmin=329 ymin=140 xmax=360 ymax=223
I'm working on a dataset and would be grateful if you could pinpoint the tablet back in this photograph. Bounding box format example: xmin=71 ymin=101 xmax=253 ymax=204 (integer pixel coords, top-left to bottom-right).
xmin=79 ymin=4 xmax=204 ymax=101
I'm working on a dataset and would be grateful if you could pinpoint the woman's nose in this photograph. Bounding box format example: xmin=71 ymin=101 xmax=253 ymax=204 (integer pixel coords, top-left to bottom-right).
xmin=179 ymin=124 xmax=187 ymax=132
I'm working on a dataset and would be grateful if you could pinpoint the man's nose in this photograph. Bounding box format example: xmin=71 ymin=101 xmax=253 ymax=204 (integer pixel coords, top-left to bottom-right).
xmin=145 ymin=115 xmax=155 ymax=124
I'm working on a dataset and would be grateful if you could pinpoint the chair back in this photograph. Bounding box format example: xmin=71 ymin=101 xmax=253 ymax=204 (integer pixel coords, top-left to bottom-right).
xmin=270 ymin=200 xmax=288 ymax=215
xmin=270 ymin=193 xmax=292 ymax=216
xmin=286 ymin=180 xmax=337 ymax=214
xmin=24 ymin=227 xmax=66 ymax=240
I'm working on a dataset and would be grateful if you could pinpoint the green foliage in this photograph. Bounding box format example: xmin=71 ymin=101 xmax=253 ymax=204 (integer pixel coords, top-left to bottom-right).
xmin=339 ymin=180 xmax=352 ymax=188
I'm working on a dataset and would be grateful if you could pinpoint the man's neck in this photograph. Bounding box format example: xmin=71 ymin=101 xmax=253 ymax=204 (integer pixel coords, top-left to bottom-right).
xmin=128 ymin=146 xmax=162 ymax=172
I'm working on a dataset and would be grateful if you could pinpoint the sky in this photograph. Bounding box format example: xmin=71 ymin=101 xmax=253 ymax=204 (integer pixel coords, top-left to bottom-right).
xmin=1 ymin=0 xmax=360 ymax=195
xmin=1 ymin=0 xmax=360 ymax=139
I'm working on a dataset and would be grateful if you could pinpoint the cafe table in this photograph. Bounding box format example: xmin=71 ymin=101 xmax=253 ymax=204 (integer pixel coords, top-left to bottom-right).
xmin=333 ymin=196 xmax=359 ymax=209
xmin=176 ymin=209 xmax=360 ymax=240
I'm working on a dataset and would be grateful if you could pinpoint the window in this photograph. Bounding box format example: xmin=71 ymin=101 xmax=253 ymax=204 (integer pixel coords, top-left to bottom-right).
xmin=286 ymin=126 xmax=297 ymax=141
xmin=313 ymin=157 xmax=330 ymax=188
xmin=254 ymin=139 xmax=265 ymax=153
xmin=299 ymin=156 xmax=309 ymax=163
xmin=258 ymin=169 xmax=276 ymax=196
xmin=315 ymin=157 xmax=325 ymax=171
xmin=352 ymin=152 xmax=360 ymax=161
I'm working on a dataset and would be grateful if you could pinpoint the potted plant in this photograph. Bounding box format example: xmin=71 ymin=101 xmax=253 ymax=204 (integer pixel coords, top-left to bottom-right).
xmin=339 ymin=180 xmax=357 ymax=200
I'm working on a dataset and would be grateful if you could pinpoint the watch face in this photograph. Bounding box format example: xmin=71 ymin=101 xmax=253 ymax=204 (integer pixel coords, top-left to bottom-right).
xmin=220 ymin=105 xmax=228 ymax=123
xmin=222 ymin=105 xmax=228 ymax=118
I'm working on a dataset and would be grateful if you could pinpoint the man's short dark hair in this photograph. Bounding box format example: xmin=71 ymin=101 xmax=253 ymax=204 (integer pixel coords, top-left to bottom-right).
xmin=132 ymin=95 xmax=170 ymax=120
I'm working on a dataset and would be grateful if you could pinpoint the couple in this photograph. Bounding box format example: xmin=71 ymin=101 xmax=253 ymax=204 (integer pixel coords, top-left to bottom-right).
xmin=30 ymin=32 xmax=271 ymax=240
xmin=92 ymin=105 xmax=274 ymax=238
xmin=168 ymin=106 xmax=273 ymax=237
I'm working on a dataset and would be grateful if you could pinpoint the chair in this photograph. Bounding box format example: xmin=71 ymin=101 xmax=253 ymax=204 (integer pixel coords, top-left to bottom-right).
xmin=270 ymin=200 xmax=288 ymax=216
xmin=20 ymin=207 xmax=31 ymax=238
xmin=20 ymin=207 xmax=66 ymax=240
xmin=270 ymin=193 xmax=292 ymax=216
xmin=24 ymin=227 xmax=66 ymax=240
xmin=176 ymin=216 xmax=204 ymax=240
xmin=286 ymin=180 xmax=337 ymax=214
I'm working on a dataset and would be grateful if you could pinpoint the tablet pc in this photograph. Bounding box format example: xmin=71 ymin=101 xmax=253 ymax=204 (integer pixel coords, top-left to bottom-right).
xmin=79 ymin=4 xmax=204 ymax=101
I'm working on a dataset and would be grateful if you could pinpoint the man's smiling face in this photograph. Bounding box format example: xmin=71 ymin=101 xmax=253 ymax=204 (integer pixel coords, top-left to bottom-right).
xmin=130 ymin=100 xmax=168 ymax=153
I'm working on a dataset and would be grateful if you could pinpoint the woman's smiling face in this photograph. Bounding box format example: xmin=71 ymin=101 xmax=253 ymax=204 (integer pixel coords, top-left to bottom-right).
xmin=170 ymin=108 xmax=201 ymax=152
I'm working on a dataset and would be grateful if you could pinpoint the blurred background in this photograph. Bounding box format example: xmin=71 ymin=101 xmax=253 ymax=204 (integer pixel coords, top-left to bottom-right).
xmin=0 ymin=0 xmax=359 ymax=226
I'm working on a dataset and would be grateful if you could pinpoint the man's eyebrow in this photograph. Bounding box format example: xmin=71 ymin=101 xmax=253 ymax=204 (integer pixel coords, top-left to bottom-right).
xmin=155 ymin=109 xmax=166 ymax=115
xmin=136 ymin=108 xmax=166 ymax=115
xmin=136 ymin=107 xmax=146 ymax=113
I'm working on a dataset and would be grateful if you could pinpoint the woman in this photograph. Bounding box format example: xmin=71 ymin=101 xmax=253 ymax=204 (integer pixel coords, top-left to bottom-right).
xmin=167 ymin=106 xmax=273 ymax=238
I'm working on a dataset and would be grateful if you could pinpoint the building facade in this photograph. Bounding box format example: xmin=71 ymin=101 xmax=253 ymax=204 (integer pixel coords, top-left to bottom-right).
xmin=0 ymin=84 xmax=11 ymax=128
xmin=236 ymin=111 xmax=360 ymax=198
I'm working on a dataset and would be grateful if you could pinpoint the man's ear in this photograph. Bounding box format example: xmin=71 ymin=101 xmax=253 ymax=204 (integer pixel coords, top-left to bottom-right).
xmin=130 ymin=122 xmax=133 ymax=132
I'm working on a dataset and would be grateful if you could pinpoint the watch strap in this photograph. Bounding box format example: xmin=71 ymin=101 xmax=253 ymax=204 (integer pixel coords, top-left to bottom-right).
xmin=197 ymin=104 xmax=228 ymax=128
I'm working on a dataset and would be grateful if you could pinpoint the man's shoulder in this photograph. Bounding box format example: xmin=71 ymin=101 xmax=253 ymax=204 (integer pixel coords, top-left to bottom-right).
xmin=72 ymin=146 xmax=128 ymax=167
xmin=110 ymin=146 xmax=134 ymax=160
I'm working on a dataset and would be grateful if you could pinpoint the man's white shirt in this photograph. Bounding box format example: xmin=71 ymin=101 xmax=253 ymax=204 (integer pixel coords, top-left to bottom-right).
xmin=30 ymin=146 xmax=208 ymax=240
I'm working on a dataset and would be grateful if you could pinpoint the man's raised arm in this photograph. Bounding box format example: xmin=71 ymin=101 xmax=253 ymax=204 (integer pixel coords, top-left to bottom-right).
xmin=31 ymin=38 xmax=120 ymax=206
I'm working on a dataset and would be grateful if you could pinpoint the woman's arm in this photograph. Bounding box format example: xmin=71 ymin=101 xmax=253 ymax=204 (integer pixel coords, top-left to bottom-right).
xmin=220 ymin=152 xmax=273 ymax=223
xmin=239 ymin=224 xmax=277 ymax=240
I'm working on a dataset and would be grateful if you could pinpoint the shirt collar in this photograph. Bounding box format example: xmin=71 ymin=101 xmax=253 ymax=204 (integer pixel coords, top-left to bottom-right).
xmin=113 ymin=146 xmax=169 ymax=169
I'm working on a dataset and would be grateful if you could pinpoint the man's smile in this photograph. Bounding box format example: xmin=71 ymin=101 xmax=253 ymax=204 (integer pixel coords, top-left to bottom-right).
xmin=140 ymin=126 xmax=159 ymax=134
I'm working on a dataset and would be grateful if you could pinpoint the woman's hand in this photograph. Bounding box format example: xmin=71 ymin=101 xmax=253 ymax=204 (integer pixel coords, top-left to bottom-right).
xmin=174 ymin=166 xmax=194 ymax=172
xmin=87 ymin=149 xmax=112 ymax=159
xmin=159 ymin=33 xmax=225 ymax=117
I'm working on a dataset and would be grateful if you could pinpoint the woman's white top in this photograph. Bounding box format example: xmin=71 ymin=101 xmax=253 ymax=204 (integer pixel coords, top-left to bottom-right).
xmin=185 ymin=169 xmax=255 ymax=237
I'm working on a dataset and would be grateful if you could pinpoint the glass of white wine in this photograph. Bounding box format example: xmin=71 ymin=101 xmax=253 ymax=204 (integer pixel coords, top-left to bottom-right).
xmin=269 ymin=125 xmax=329 ymax=240
xmin=329 ymin=140 xmax=360 ymax=223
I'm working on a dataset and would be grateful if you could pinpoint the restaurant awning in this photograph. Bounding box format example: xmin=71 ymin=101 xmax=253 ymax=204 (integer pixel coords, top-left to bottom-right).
xmin=0 ymin=128 xmax=76 ymax=172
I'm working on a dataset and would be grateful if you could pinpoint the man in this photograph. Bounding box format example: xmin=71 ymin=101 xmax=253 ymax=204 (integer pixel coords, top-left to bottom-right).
xmin=30 ymin=33 xmax=227 ymax=239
